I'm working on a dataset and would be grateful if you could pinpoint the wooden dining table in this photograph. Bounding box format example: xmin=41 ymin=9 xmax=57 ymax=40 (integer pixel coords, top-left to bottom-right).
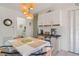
xmin=9 ymin=37 xmax=50 ymax=56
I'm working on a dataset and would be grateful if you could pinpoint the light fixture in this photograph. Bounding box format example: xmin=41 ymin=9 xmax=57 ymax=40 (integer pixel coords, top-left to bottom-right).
xmin=24 ymin=12 xmax=27 ymax=15
xmin=29 ymin=3 xmax=35 ymax=10
xmin=30 ymin=8 xmax=33 ymax=10
xmin=25 ymin=13 xmax=33 ymax=19
xmin=26 ymin=16 xmax=33 ymax=20
xmin=20 ymin=3 xmax=35 ymax=20
xmin=23 ymin=6 xmax=27 ymax=9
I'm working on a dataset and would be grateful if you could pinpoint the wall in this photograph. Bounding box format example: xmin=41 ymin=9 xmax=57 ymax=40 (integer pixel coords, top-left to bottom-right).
xmin=16 ymin=9 xmax=33 ymax=37
xmin=0 ymin=7 xmax=33 ymax=46
xmin=0 ymin=7 xmax=17 ymax=46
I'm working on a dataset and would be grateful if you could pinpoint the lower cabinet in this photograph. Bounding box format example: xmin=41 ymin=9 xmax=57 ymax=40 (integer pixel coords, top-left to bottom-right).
xmin=51 ymin=37 xmax=59 ymax=55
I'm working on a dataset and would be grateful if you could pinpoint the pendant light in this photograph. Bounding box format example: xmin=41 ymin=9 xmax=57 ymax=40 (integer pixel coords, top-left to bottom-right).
xmin=20 ymin=3 xmax=35 ymax=20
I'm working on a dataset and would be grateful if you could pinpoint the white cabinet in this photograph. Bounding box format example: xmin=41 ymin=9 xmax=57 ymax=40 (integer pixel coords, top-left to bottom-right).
xmin=38 ymin=10 xmax=60 ymax=26
xmin=38 ymin=10 xmax=60 ymax=34
xmin=51 ymin=37 xmax=59 ymax=55
xmin=53 ymin=10 xmax=60 ymax=24
xmin=38 ymin=11 xmax=53 ymax=25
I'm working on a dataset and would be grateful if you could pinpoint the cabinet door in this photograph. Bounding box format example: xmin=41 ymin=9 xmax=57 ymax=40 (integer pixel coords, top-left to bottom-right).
xmin=38 ymin=10 xmax=60 ymax=26
xmin=38 ymin=12 xmax=53 ymax=34
xmin=51 ymin=37 xmax=58 ymax=55
xmin=38 ymin=12 xmax=53 ymax=25
xmin=53 ymin=10 xmax=60 ymax=24
xmin=38 ymin=14 xmax=44 ymax=25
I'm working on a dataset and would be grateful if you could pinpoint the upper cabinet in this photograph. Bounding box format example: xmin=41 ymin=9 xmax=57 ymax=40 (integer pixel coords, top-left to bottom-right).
xmin=52 ymin=10 xmax=60 ymax=24
xmin=38 ymin=10 xmax=60 ymax=26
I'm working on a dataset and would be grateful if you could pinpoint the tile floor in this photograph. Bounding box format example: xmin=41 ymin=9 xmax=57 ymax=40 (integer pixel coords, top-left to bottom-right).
xmin=54 ymin=50 xmax=79 ymax=56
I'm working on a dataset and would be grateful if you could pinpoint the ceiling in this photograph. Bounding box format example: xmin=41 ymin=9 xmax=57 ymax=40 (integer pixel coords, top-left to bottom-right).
xmin=0 ymin=3 xmax=77 ymax=14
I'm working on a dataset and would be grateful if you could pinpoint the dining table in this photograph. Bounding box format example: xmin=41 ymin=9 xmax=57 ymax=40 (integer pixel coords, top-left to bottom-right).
xmin=9 ymin=37 xmax=50 ymax=56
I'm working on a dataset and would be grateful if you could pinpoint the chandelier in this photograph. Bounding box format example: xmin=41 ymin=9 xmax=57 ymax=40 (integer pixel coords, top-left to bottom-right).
xmin=20 ymin=3 xmax=35 ymax=19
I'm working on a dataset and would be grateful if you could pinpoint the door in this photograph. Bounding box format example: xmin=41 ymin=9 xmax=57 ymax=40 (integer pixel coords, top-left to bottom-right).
xmin=69 ymin=10 xmax=79 ymax=54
